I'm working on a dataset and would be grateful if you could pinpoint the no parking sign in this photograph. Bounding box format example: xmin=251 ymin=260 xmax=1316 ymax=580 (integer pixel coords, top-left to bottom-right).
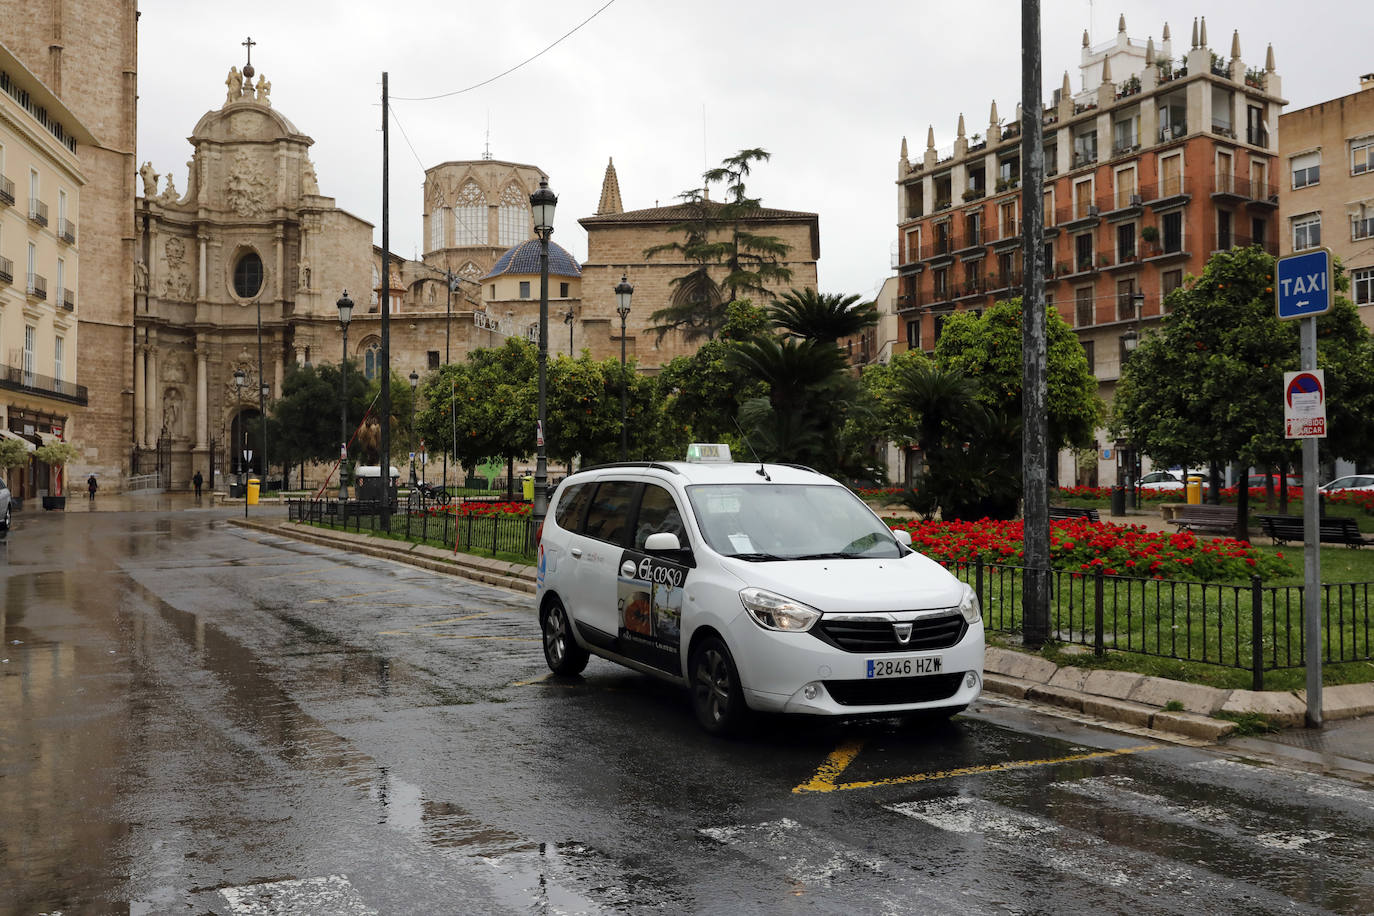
xmin=1284 ymin=370 xmax=1326 ymax=438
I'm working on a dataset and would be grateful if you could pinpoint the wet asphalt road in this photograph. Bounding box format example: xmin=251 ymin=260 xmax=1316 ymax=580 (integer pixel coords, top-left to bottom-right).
xmin=1 ymin=509 xmax=1372 ymax=915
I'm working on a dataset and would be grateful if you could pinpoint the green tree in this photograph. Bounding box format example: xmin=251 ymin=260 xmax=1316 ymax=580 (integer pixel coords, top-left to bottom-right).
xmin=546 ymin=353 xmax=658 ymax=466
xmin=933 ymin=298 xmax=1101 ymax=452
xmin=271 ymin=362 xmax=370 ymax=474
xmin=452 ymin=340 xmax=537 ymax=492
xmin=768 ymin=288 xmax=878 ymax=344
xmin=643 ymin=149 xmax=793 ymax=342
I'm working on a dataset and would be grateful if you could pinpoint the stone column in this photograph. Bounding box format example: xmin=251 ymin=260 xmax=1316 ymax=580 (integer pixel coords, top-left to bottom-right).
xmin=133 ymin=343 xmax=146 ymax=450
xmin=145 ymin=339 xmax=158 ymax=447
xmin=195 ymin=346 xmax=208 ymax=450
xmin=198 ymin=235 xmax=208 ymax=302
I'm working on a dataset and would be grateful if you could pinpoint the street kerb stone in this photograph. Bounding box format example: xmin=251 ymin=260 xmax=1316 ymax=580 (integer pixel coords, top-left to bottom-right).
xmin=1081 ymin=696 xmax=1156 ymax=728
xmin=1128 ymin=676 xmax=1232 ymax=715
xmin=1295 ymin=683 xmax=1374 ymax=721
xmin=1081 ymin=669 xmax=1146 ymax=701
xmin=1220 ymin=690 xmax=1307 ymax=727
xmin=1151 ymin=710 xmax=1237 ymax=741
xmin=1025 ymin=684 xmax=1086 ymax=712
xmin=983 ymin=648 xmax=1058 ymax=683
xmin=981 ymin=673 xmax=1031 ymax=699
xmin=1047 ymin=665 xmax=1091 ymax=693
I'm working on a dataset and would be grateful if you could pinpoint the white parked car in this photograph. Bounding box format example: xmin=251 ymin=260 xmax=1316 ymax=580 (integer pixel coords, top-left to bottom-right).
xmin=0 ymin=478 xmax=9 ymax=531
xmin=535 ymin=444 xmax=985 ymax=735
xmin=1319 ymin=475 xmax=1374 ymax=493
xmin=1137 ymin=470 xmax=1184 ymax=491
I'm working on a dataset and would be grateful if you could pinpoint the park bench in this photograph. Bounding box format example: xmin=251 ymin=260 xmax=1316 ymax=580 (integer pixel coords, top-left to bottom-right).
xmin=1049 ymin=506 xmax=1100 ymax=522
xmin=1256 ymin=514 xmax=1373 ymax=548
xmin=1168 ymin=504 xmax=1240 ymax=536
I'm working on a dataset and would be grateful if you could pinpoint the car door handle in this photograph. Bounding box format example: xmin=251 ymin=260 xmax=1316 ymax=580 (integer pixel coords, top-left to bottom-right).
xmin=570 ymin=547 xmax=582 ymax=558
xmin=620 ymin=560 xmax=637 ymax=577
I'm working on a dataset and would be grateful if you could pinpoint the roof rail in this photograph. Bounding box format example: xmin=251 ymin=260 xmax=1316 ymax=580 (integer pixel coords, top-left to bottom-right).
xmin=576 ymin=461 xmax=682 ymax=475
xmin=779 ymin=463 xmax=820 ymax=474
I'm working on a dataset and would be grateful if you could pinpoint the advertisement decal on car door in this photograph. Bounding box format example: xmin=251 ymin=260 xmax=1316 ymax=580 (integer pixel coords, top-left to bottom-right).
xmin=617 ymin=550 xmax=686 ymax=676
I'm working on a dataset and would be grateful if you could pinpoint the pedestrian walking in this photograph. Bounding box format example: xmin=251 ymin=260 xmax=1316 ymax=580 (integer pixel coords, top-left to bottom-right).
xmin=193 ymin=470 xmax=204 ymax=500
xmin=87 ymin=474 xmax=97 ymax=501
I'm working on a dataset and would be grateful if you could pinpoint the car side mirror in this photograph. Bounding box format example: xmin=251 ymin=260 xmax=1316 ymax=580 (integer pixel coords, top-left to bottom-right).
xmin=644 ymin=532 xmax=682 ymax=552
xmin=891 ymin=529 xmax=913 ymax=547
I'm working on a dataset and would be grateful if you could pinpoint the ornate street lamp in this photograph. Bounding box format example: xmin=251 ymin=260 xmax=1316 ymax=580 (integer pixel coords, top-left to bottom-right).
xmin=409 ymin=369 xmax=419 ymax=486
xmin=529 ymin=177 xmax=557 ymax=529
xmin=337 ymin=290 xmax=354 ymax=503
xmin=232 ymin=367 xmax=246 ymax=490
xmin=614 ymin=273 xmax=634 ymax=461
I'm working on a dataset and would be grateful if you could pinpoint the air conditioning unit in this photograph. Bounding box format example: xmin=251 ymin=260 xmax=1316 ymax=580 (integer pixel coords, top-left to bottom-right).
xmin=1129 ymin=194 xmax=1142 ymax=206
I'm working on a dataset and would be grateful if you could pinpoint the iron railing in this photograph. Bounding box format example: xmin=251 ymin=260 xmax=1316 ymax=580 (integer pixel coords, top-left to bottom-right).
xmin=956 ymin=558 xmax=1374 ymax=690
xmin=289 ymin=497 xmax=537 ymax=558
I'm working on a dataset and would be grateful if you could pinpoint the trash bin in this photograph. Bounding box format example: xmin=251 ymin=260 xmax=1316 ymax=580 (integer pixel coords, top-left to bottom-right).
xmin=247 ymin=477 xmax=260 ymax=505
xmin=1186 ymin=475 xmax=1203 ymax=504
xmin=522 ymin=475 xmax=534 ymax=501
xmin=1110 ymin=485 xmax=1126 ymax=517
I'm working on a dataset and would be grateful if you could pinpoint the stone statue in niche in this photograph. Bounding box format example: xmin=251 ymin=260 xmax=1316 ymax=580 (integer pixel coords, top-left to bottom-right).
xmin=134 ymin=257 xmax=148 ymax=293
xmin=427 ymin=283 xmax=437 ymax=304
xmin=299 ymin=258 xmax=312 ymax=291
xmin=162 ymin=237 xmax=193 ymax=301
xmin=225 ymin=66 xmax=243 ymax=106
xmin=138 ymin=161 xmax=159 ymax=199
xmin=255 ymin=74 xmax=272 ymax=106
xmin=301 ymin=161 xmax=319 ymax=196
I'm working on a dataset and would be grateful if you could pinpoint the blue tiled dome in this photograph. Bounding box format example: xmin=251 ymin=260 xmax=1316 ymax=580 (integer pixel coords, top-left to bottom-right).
xmin=483 ymin=240 xmax=583 ymax=280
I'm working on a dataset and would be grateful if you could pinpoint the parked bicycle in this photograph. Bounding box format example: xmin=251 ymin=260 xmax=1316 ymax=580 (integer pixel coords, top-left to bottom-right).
xmin=414 ymin=481 xmax=452 ymax=504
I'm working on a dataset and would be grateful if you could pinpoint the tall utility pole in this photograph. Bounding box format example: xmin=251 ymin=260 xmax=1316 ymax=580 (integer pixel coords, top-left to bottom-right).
xmin=379 ymin=71 xmax=392 ymax=531
xmin=1020 ymin=0 xmax=1051 ymax=647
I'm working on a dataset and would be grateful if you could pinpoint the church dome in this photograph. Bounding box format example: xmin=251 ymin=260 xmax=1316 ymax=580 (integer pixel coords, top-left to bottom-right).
xmin=483 ymin=239 xmax=582 ymax=281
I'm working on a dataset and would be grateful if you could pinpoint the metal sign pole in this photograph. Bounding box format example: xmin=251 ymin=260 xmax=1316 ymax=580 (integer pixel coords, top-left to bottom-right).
xmin=1300 ymin=315 xmax=1322 ymax=727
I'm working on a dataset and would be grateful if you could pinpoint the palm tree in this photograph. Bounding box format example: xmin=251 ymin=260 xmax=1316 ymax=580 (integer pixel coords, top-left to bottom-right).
xmin=769 ymin=288 xmax=878 ymax=344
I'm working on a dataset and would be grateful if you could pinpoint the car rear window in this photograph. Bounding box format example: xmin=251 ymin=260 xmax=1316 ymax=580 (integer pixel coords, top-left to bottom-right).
xmin=554 ymin=483 xmax=592 ymax=532
xmin=583 ymin=480 xmax=640 ymax=545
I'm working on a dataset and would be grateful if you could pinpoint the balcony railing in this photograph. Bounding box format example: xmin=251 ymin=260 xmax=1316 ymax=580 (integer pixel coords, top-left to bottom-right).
xmin=990 ymin=270 xmax=1023 ymax=290
xmin=923 ymin=237 xmax=955 ymax=260
xmin=955 ymin=227 xmax=985 ymax=250
xmin=1072 ymin=150 xmax=1098 ymax=169
xmin=1210 ymin=174 xmax=1279 ymax=204
xmin=29 ymin=199 xmax=48 ymax=226
xmin=59 ymin=218 xmax=76 ymax=244
xmin=0 ymin=361 xmax=88 ymax=405
xmin=0 ymin=256 xmax=11 ymax=285
xmin=0 ymin=175 xmax=13 ymax=206
xmin=26 ymin=272 xmax=47 ymax=300
xmin=1211 ymin=123 xmax=1236 ymax=140
xmin=1111 ymin=189 xmax=1142 ymax=210
xmin=1111 ymin=139 xmax=1140 ymax=157
xmin=1158 ymin=122 xmax=1188 ymax=142
xmin=63 ymin=288 xmax=74 ymax=310
xmin=1141 ymin=177 xmax=1189 ymax=203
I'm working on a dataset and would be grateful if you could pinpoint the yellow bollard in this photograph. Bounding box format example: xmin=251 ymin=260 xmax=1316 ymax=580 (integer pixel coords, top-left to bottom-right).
xmin=1186 ymin=475 xmax=1202 ymax=505
xmin=522 ymin=475 xmax=534 ymax=501
xmin=247 ymin=477 xmax=260 ymax=505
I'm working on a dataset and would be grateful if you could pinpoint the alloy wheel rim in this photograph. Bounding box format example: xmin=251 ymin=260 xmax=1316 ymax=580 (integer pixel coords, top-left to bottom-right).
xmin=545 ymin=608 xmax=565 ymax=665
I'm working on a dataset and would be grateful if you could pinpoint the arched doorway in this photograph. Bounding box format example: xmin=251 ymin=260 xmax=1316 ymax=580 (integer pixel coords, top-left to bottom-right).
xmin=229 ymin=409 xmax=265 ymax=477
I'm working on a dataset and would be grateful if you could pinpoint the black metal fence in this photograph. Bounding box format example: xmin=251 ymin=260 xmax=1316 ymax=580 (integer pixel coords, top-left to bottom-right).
xmin=957 ymin=558 xmax=1374 ymax=690
xmin=288 ymin=497 xmax=536 ymax=558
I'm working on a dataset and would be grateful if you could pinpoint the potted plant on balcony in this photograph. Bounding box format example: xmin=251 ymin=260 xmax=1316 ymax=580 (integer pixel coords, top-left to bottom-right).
xmin=1141 ymin=224 xmax=1161 ymax=255
xmin=35 ymin=439 xmax=79 ymax=510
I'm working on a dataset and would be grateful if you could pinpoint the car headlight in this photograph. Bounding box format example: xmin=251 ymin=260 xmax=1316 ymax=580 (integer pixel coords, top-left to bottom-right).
xmin=958 ymin=583 xmax=981 ymax=624
xmin=739 ymin=588 xmax=822 ymax=632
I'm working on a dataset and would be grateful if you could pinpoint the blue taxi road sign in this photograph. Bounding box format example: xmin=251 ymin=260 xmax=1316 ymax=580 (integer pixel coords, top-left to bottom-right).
xmin=1276 ymin=248 xmax=1333 ymax=320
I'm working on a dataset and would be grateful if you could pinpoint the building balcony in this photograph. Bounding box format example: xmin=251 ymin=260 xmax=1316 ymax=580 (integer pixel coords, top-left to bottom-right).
xmin=26 ymin=272 xmax=47 ymax=301
xmin=988 ymin=270 xmax=1023 ymax=293
xmin=0 ymin=256 xmax=11 ymax=285
xmin=63 ymin=288 xmax=75 ymax=311
xmin=953 ymin=227 xmax=985 ymax=255
xmin=1111 ymin=139 xmax=1141 ymax=157
xmin=59 ymin=219 xmax=76 ymax=245
xmin=29 ymin=199 xmax=48 ymax=227
xmin=1106 ymin=251 xmax=1141 ymax=271
xmin=1072 ymin=150 xmax=1098 ymax=169
xmin=1158 ymin=122 xmax=1188 ymax=143
xmin=896 ymin=293 xmax=922 ymax=314
xmin=1142 ymin=178 xmax=1191 ymax=209
xmin=0 ymin=175 xmax=13 ymax=206
xmin=0 ymin=361 xmax=88 ymax=406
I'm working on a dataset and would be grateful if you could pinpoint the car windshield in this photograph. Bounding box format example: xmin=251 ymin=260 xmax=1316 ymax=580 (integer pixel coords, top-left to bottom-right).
xmin=686 ymin=483 xmax=902 ymax=560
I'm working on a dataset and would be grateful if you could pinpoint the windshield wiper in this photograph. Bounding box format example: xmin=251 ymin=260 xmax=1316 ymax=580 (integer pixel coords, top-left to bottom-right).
xmin=790 ymin=552 xmax=859 ymax=560
xmin=727 ymin=552 xmax=789 ymax=562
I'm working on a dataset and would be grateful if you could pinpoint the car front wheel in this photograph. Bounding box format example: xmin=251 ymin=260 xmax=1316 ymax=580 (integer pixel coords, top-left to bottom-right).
xmin=690 ymin=636 xmax=748 ymax=736
xmin=541 ymin=598 xmax=589 ymax=675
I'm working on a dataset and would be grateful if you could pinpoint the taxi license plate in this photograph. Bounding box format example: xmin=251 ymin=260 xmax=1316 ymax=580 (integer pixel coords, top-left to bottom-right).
xmin=866 ymin=656 xmax=942 ymax=679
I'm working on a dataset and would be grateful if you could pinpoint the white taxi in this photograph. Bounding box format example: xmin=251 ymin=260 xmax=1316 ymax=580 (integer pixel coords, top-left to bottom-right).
xmin=535 ymin=445 xmax=985 ymax=735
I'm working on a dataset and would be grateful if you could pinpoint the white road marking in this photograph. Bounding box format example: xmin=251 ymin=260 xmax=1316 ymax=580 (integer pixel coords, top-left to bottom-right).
xmin=699 ymin=817 xmax=886 ymax=886
xmin=220 ymin=875 xmax=376 ymax=915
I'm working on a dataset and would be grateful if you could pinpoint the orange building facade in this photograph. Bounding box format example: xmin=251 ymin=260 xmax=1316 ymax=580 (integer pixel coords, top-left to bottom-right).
xmin=892 ymin=16 xmax=1284 ymax=484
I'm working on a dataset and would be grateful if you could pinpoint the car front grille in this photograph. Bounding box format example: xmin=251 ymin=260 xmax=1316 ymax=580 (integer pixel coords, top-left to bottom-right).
xmin=812 ymin=613 xmax=967 ymax=653
xmin=822 ymin=672 xmax=965 ymax=707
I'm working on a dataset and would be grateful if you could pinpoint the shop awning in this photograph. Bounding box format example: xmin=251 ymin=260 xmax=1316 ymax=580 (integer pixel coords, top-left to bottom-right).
xmin=0 ymin=428 xmax=35 ymax=451
xmin=36 ymin=431 xmax=62 ymax=447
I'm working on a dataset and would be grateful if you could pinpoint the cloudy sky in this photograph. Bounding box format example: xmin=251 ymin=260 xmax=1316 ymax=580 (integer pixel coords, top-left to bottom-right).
xmin=136 ymin=1 xmax=1372 ymax=303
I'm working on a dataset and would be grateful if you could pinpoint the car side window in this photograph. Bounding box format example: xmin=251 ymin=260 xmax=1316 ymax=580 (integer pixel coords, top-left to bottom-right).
xmin=583 ymin=480 xmax=640 ymax=545
xmin=634 ymin=484 xmax=687 ymax=550
xmin=553 ymin=483 xmax=592 ymax=532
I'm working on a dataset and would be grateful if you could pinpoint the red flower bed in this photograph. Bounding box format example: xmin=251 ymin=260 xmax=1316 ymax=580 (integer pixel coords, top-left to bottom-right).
xmin=888 ymin=517 xmax=1292 ymax=582
xmin=858 ymin=486 xmax=908 ymax=499
xmin=425 ymin=500 xmax=531 ymax=518
xmin=1325 ymin=489 xmax=1374 ymax=512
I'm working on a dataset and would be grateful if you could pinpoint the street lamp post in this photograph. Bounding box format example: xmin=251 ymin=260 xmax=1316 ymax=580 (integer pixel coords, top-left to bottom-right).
xmin=614 ymin=273 xmax=633 ymax=461
xmin=409 ymin=370 xmax=419 ymax=486
xmin=1119 ymin=289 xmax=1145 ymax=508
xmin=233 ymin=368 xmax=246 ymax=498
xmin=445 ymin=273 xmax=457 ymax=493
xmin=337 ymin=291 xmax=354 ymax=503
xmin=256 ymin=300 xmax=267 ymax=499
xmin=529 ymin=177 xmax=557 ymax=529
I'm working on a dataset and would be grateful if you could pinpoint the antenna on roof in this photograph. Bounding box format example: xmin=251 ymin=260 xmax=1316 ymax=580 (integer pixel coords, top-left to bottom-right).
xmin=483 ymin=110 xmax=492 ymax=160
xmin=732 ymin=417 xmax=770 ymax=481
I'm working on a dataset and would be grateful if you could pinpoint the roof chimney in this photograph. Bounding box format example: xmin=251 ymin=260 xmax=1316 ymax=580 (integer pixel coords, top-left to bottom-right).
xmin=1363 ymin=73 xmax=1374 ymax=91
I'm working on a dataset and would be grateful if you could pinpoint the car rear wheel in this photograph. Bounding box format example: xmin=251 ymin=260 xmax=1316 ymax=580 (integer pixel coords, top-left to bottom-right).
xmin=690 ymin=636 xmax=748 ymax=736
xmin=0 ymin=506 xmax=8 ymax=531
xmin=541 ymin=598 xmax=589 ymax=675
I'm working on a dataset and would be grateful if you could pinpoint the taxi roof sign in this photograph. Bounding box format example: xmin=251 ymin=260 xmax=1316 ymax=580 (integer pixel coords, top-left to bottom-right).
xmin=686 ymin=443 xmax=733 ymax=463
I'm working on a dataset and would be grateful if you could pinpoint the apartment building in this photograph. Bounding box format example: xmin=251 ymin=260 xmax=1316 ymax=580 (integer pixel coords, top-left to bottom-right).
xmin=1279 ymin=76 xmax=1374 ymax=329
xmin=893 ymin=16 xmax=1284 ymax=483
xmin=0 ymin=41 xmax=95 ymax=499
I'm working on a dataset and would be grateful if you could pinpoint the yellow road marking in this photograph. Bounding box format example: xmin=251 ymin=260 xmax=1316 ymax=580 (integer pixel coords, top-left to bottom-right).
xmin=431 ymin=634 xmax=538 ymax=642
xmin=307 ymin=588 xmax=406 ymax=605
xmin=793 ymin=742 xmax=1163 ymax=794
xmin=417 ymin=612 xmax=498 ymax=627
xmin=510 ymin=672 xmax=553 ymax=687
